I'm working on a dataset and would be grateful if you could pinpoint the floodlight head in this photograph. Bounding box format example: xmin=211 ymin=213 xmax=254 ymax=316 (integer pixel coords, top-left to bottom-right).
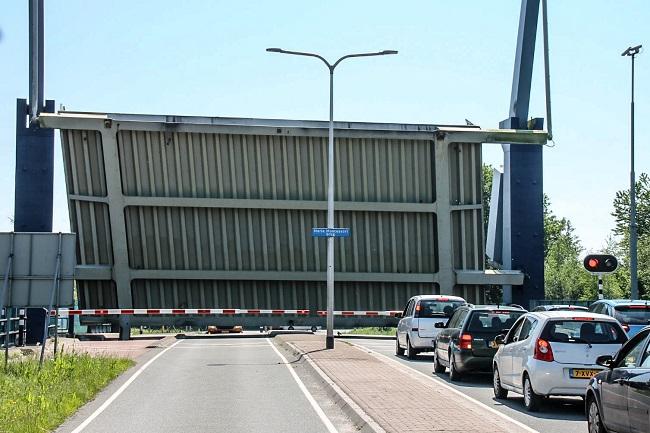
xmin=266 ymin=48 xmax=283 ymax=53
xmin=622 ymin=44 xmax=642 ymax=57
xmin=381 ymin=50 xmax=398 ymax=55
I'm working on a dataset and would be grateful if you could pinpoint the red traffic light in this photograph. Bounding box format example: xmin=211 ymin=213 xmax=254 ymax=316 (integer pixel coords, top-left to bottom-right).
xmin=583 ymin=254 xmax=618 ymax=274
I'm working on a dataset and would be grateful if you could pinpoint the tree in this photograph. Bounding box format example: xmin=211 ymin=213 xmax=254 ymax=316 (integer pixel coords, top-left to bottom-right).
xmin=482 ymin=164 xmax=493 ymax=234
xmin=611 ymin=173 xmax=650 ymax=300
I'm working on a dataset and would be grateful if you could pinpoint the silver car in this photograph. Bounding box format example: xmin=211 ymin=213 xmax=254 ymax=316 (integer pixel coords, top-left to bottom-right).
xmin=492 ymin=311 xmax=627 ymax=411
xmin=396 ymin=294 xmax=466 ymax=359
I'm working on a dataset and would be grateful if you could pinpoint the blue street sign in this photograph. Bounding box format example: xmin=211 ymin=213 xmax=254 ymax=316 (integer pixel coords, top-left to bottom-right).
xmin=311 ymin=228 xmax=351 ymax=238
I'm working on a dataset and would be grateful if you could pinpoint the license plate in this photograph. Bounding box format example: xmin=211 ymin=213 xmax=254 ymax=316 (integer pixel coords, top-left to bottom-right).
xmin=570 ymin=369 xmax=600 ymax=379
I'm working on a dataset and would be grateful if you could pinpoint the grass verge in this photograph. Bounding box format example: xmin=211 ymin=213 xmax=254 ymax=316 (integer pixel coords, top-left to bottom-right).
xmin=345 ymin=327 xmax=396 ymax=336
xmin=0 ymin=353 xmax=134 ymax=433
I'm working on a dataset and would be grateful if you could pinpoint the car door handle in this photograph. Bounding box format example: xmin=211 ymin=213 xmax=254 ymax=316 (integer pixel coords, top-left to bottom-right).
xmin=613 ymin=378 xmax=629 ymax=385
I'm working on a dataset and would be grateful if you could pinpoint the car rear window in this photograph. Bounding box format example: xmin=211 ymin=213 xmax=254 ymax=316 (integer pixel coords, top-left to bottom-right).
xmin=542 ymin=320 xmax=627 ymax=344
xmin=416 ymin=300 xmax=464 ymax=318
xmin=614 ymin=306 xmax=650 ymax=325
xmin=466 ymin=310 xmax=524 ymax=333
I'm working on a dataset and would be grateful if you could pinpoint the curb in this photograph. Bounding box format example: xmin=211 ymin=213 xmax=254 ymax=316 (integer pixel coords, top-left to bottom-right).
xmin=275 ymin=338 xmax=386 ymax=433
xmin=337 ymin=334 xmax=395 ymax=340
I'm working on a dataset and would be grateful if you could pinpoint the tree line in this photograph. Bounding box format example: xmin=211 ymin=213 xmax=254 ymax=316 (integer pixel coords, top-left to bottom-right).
xmin=483 ymin=165 xmax=649 ymax=301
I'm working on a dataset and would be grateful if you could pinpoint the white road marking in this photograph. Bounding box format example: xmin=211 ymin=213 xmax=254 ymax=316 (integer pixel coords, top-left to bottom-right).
xmin=352 ymin=342 xmax=542 ymax=433
xmin=174 ymin=342 xmax=270 ymax=347
xmin=266 ymin=338 xmax=339 ymax=433
xmin=70 ymin=340 xmax=181 ymax=433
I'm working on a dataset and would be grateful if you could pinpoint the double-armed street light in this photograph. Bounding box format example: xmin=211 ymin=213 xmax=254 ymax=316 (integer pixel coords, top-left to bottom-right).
xmin=266 ymin=48 xmax=397 ymax=349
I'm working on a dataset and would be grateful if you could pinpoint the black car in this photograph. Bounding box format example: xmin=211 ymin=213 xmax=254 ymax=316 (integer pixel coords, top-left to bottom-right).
xmin=585 ymin=325 xmax=650 ymax=433
xmin=433 ymin=305 xmax=526 ymax=381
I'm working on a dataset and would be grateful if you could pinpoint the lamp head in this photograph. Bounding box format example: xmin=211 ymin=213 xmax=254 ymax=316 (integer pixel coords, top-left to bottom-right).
xmin=622 ymin=44 xmax=642 ymax=57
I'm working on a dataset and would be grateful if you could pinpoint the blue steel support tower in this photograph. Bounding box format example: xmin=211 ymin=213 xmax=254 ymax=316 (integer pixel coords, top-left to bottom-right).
xmin=499 ymin=0 xmax=545 ymax=307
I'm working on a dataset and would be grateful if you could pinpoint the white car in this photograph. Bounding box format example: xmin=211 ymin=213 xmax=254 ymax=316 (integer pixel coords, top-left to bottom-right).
xmin=492 ymin=311 xmax=628 ymax=412
xmin=395 ymin=294 xmax=466 ymax=359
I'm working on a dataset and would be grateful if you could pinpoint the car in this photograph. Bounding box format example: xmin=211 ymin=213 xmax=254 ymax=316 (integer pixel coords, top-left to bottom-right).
xmin=585 ymin=325 xmax=650 ymax=433
xmin=531 ymin=304 xmax=589 ymax=312
xmin=589 ymin=299 xmax=650 ymax=337
xmin=433 ymin=305 xmax=526 ymax=381
xmin=395 ymin=295 xmax=466 ymax=359
xmin=492 ymin=311 xmax=627 ymax=412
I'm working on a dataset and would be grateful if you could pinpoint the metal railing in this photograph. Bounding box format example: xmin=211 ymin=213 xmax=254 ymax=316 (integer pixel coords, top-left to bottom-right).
xmin=2 ymin=308 xmax=26 ymax=366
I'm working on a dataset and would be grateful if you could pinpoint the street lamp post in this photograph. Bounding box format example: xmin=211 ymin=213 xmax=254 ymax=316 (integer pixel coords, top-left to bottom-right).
xmin=266 ymin=48 xmax=397 ymax=349
xmin=622 ymin=44 xmax=642 ymax=301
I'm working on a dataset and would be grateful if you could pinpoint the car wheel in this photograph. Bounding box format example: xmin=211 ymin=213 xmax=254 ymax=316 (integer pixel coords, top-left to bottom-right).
xmin=433 ymin=349 xmax=446 ymax=373
xmin=449 ymin=353 xmax=462 ymax=382
xmin=587 ymin=397 xmax=606 ymax=433
xmin=523 ymin=375 xmax=542 ymax=412
xmin=493 ymin=366 xmax=508 ymax=399
xmin=406 ymin=337 xmax=418 ymax=360
xmin=395 ymin=334 xmax=405 ymax=356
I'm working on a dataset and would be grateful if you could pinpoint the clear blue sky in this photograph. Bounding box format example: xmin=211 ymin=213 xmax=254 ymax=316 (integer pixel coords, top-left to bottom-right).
xmin=0 ymin=1 xmax=648 ymax=252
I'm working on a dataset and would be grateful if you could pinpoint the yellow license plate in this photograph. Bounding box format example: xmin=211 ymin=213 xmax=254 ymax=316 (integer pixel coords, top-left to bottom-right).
xmin=570 ymin=369 xmax=600 ymax=379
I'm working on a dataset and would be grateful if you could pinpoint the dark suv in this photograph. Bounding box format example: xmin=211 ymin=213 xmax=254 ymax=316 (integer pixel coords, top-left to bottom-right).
xmin=589 ymin=299 xmax=650 ymax=337
xmin=433 ymin=305 xmax=526 ymax=381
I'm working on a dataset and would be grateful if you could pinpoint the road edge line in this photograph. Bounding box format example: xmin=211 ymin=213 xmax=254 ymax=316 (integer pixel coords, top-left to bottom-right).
xmin=353 ymin=342 xmax=542 ymax=433
xmin=70 ymin=340 xmax=181 ymax=433
xmin=266 ymin=338 xmax=339 ymax=433
xmin=284 ymin=341 xmax=387 ymax=433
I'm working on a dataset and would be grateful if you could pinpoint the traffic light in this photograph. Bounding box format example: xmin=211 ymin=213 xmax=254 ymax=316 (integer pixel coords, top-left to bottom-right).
xmin=583 ymin=254 xmax=618 ymax=274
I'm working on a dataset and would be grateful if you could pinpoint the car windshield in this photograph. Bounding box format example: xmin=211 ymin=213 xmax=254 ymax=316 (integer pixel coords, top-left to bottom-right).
xmin=416 ymin=300 xmax=464 ymax=318
xmin=467 ymin=310 xmax=524 ymax=333
xmin=543 ymin=320 xmax=626 ymax=344
xmin=614 ymin=306 xmax=650 ymax=325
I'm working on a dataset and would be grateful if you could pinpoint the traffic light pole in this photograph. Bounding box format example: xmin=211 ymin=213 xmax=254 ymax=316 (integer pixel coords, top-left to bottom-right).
xmin=598 ymin=274 xmax=603 ymax=300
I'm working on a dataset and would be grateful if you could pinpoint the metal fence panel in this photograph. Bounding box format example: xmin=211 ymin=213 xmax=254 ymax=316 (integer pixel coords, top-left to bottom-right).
xmin=0 ymin=232 xmax=75 ymax=307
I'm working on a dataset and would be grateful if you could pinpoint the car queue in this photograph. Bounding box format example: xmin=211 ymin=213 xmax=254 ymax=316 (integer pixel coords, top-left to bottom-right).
xmin=395 ymin=296 xmax=650 ymax=433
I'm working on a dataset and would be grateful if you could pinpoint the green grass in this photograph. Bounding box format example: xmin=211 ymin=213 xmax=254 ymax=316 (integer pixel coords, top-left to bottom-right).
xmin=132 ymin=326 xmax=192 ymax=334
xmin=346 ymin=326 xmax=396 ymax=336
xmin=0 ymin=353 xmax=134 ymax=433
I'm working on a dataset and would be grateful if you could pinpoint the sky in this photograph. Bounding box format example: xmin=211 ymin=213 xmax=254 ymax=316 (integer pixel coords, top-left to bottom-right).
xmin=0 ymin=1 xmax=648 ymax=253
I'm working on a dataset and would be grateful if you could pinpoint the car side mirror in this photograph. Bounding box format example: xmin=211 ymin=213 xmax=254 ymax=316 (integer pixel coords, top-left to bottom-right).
xmin=434 ymin=322 xmax=446 ymax=329
xmin=494 ymin=334 xmax=506 ymax=346
xmin=394 ymin=312 xmax=403 ymax=319
xmin=596 ymin=355 xmax=614 ymax=368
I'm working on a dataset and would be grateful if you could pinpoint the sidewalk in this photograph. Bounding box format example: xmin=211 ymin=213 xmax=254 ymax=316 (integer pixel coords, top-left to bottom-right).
xmin=277 ymin=335 xmax=533 ymax=433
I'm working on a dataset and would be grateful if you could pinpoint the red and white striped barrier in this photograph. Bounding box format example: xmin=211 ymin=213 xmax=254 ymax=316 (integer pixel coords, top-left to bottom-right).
xmin=54 ymin=308 xmax=401 ymax=317
xmin=317 ymin=310 xmax=401 ymax=317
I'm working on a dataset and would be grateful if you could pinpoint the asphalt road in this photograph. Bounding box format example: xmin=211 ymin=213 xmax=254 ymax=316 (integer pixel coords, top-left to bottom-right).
xmin=350 ymin=338 xmax=587 ymax=433
xmin=57 ymin=338 xmax=352 ymax=433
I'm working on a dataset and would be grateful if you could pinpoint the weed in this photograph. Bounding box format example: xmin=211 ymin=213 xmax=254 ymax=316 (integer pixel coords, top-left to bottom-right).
xmin=0 ymin=353 xmax=133 ymax=433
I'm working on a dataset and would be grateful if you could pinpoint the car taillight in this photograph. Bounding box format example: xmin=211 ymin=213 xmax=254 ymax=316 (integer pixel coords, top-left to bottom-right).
xmin=534 ymin=338 xmax=554 ymax=362
xmin=459 ymin=333 xmax=472 ymax=350
xmin=622 ymin=323 xmax=630 ymax=332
